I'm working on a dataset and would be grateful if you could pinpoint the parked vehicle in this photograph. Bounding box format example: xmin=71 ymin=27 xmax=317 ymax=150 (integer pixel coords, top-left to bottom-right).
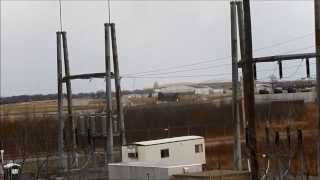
xmin=273 ymin=87 xmax=283 ymax=94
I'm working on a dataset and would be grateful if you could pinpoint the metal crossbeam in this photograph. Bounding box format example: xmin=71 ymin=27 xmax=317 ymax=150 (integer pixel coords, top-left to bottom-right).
xmin=238 ymin=52 xmax=316 ymax=66
xmin=62 ymin=72 xmax=115 ymax=82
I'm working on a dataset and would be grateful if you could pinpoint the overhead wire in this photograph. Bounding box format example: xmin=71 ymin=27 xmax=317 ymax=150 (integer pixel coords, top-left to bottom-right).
xmin=254 ymin=45 xmax=315 ymax=81
xmin=124 ymin=56 xmax=231 ymax=76
xmin=125 ymin=51 xmax=314 ymax=81
xmin=125 ymin=33 xmax=314 ymax=76
xmin=265 ymin=56 xmax=308 ymax=80
xmin=123 ymin=64 xmax=302 ymax=80
xmin=127 ymin=45 xmax=314 ymax=79
xmin=253 ymin=33 xmax=313 ymax=53
xmin=256 ymin=61 xmax=307 ymax=81
xmin=283 ymin=60 xmax=304 ymax=79
xmin=280 ymin=45 xmax=314 ymax=55
xmin=127 ymin=62 xmax=232 ymax=77
xmin=124 ymin=72 xmax=232 ymax=79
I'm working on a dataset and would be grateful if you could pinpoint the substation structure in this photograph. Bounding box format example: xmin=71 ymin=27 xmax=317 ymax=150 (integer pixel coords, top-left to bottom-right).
xmin=56 ymin=23 xmax=126 ymax=168
xmin=230 ymin=0 xmax=320 ymax=179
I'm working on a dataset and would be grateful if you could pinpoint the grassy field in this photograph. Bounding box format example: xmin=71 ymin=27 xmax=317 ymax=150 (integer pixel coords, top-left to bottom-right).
xmin=0 ymin=97 xmax=317 ymax=177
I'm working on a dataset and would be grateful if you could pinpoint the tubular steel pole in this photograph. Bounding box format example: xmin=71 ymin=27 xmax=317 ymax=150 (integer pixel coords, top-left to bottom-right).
xmin=278 ymin=61 xmax=283 ymax=79
xmin=297 ymin=129 xmax=306 ymax=177
xmin=306 ymin=58 xmax=310 ymax=78
xmin=56 ymin=32 xmax=65 ymax=168
xmin=110 ymin=23 xmax=127 ymax=145
xmin=315 ymin=0 xmax=320 ymax=174
xmin=275 ymin=132 xmax=282 ymax=180
xmin=236 ymin=1 xmax=247 ymax=137
xmin=105 ymin=23 xmax=114 ymax=163
xmin=242 ymin=0 xmax=259 ymax=179
xmin=253 ymin=64 xmax=257 ymax=80
xmin=62 ymin=32 xmax=76 ymax=151
xmin=237 ymin=0 xmax=257 ymax=81
xmin=231 ymin=1 xmax=242 ymax=171
xmin=236 ymin=1 xmax=245 ymax=61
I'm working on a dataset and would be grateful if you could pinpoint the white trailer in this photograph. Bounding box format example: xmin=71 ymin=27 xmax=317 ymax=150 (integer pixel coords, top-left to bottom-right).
xmin=121 ymin=136 xmax=205 ymax=165
xmin=109 ymin=136 xmax=206 ymax=180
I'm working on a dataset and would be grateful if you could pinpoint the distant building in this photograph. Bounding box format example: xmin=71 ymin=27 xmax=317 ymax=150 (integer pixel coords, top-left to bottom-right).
xmin=153 ymin=81 xmax=233 ymax=97
xmin=156 ymin=85 xmax=196 ymax=95
xmin=155 ymin=85 xmax=195 ymax=102
xmin=158 ymin=92 xmax=180 ymax=102
xmin=254 ymin=80 xmax=316 ymax=94
xmin=211 ymin=89 xmax=225 ymax=96
xmin=188 ymin=85 xmax=212 ymax=95
xmin=108 ymin=136 xmax=206 ymax=180
xmin=256 ymin=82 xmax=273 ymax=94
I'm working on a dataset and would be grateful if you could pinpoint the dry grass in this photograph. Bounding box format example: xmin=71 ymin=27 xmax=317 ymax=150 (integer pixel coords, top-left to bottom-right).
xmin=0 ymin=98 xmax=317 ymax=176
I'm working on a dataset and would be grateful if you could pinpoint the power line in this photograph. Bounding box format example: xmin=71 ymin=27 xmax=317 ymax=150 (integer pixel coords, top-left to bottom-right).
xmin=254 ymin=45 xmax=315 ymax=80
xmin=124 ymin=46 xmax=314 ymax=81
xmin=124 ymin=72 xmax=232 ymax=79
xmin=283 ymin=60 xmax=304 ymax=79
xmin=128 ymin=62 xmax=231 ymax=77
xmin=126 ymin=45 xmax=314 ymax=78
xmin=124 ymin=56 xmax=231 ymax=76
xmin=254 ymin=33 xmax=313 ymax=53
xmin=280 ymin=45 xmax=314 ymax=55
xmin=126 ymin=33 xmax=313 ymax=76
xmin=256 ymin=61 xmax=306 ymax=81
xmin=124 ymin=66 xmax=284 ymax=80
xmin=258 ymin=63 xmax=309 ymax=73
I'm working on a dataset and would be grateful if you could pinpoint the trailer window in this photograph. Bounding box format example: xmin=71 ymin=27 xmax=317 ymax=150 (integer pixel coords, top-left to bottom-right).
xmin=161 ymin=149 xmax=169 ymax=158
xmin=128 ymin=152 xmax=138 ymax=159
xmin=195 ymin=144 xmax=203 ymax=153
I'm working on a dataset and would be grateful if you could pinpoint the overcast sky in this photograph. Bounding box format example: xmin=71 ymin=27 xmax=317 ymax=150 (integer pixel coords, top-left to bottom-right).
xmin=0 ymin=0 xmax=316 ymax=96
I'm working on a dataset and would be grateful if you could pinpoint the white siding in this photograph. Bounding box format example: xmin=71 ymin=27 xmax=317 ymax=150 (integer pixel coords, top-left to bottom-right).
xmin=212 ymin=89 xmax=224 ymax=96
xmin=108 ymin=165 xmax=169 ymax=180
xmin=158 ymin=85 xmax=195 ymax=94
xmin=141 ymin=139 xmax=205 ymax=165
xmin=121 ymin=146 xmax=147 ymax=162
xmin=108 ymin=163 xmax=203 ymax=180
xmin=195 ymin=88 xmax=211 ymax=95
xmin=122 ymin=137 xmax=205 ymax=165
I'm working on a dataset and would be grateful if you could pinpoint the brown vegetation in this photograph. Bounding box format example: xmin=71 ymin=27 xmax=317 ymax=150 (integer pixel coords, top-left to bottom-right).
xmin=0 ymin=99 xmax=316 ymax=176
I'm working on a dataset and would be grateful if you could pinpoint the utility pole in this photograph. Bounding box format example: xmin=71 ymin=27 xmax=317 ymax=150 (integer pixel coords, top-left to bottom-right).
xmin=55 ymin=23 xmax=126 ymax=165
xmin=306 ymin=58 xmax=310 ymax=78
xmin=236 ymin=1 xmax=245 ymax=61
xmin=297 ymin=129 xmax=306 ymax=177
xmin=105 ymin=23 xmax=114 ymax=163
xmin=242 ymin=0 xmax=259 ymax=179
xmin=56 ymin=32 xmax=65 ymax=168
xmin=110 ymin=23 xmax=127 ymax=145
xmin=236 ymin=1 xmax=247 ymax=137
xmin=314 ymin=0 xmax=320 ymax=175
xmin=62 ymin=32 xmax=76 ymax=151
xmin=231 ymin=1 xmax=242 ymax=171
xmin=278 ymin=61 xmax=283 ymax=79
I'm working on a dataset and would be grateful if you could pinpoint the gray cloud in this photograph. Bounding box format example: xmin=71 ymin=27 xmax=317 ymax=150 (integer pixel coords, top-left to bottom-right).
xmin=1 ymin=0 xmax=315 ymax=96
